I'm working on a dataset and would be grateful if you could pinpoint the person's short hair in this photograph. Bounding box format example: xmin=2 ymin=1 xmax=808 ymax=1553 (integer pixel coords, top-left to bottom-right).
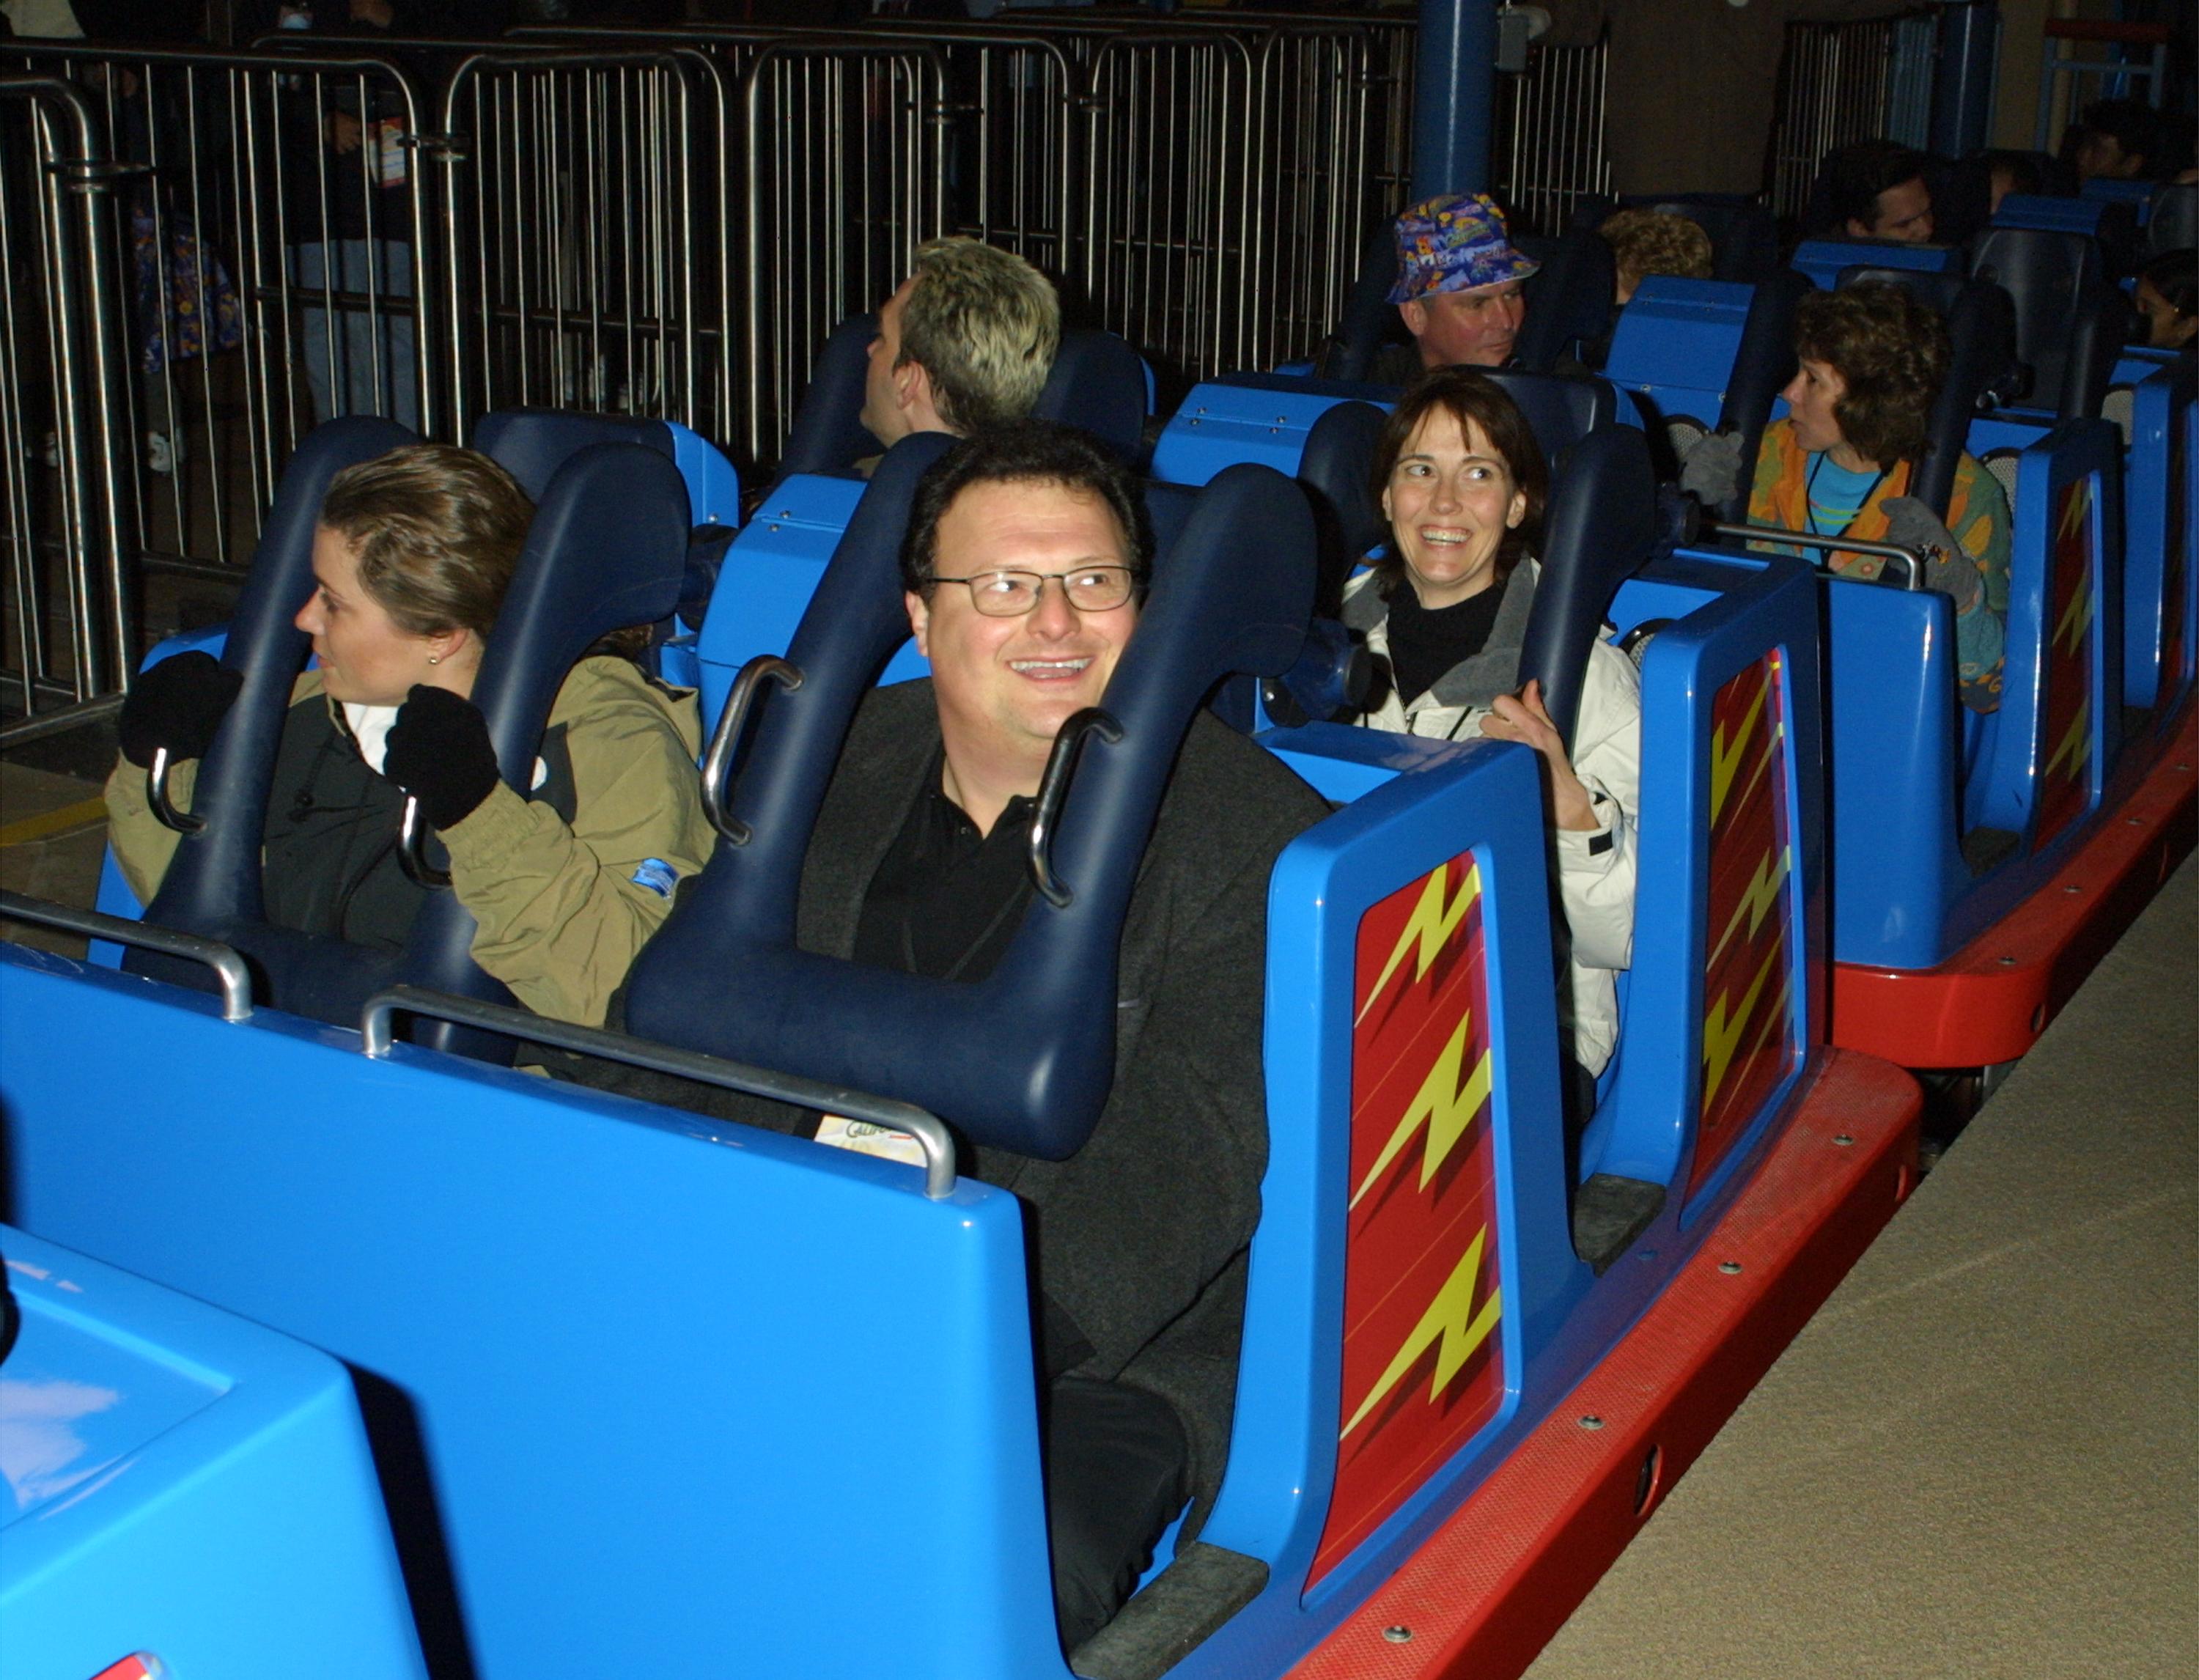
xmin=1364 ymin=366 xmax=1549 ymax=599
xmin=1980 ymin=148 xmax=2044 ymax=199
xmin=1824 ymin=139 xmax=1931 ymax=233
xmin=902 ymin=422 xmax=1153 ymax=598
xmin=2076 ymin=98 xmax=2162 ymax=172
xmin=2140 ymin=248 xmax=2198 ymax=320
xmin=1599 ymin=207 xmax=1715 ymax=291
xmin=897 ymin=238 xmax=1061 ymax=434
xmin=1793 ymin=284 xmax=1949 ymax=469
xmin=318 ymin=446 xmax=534 ymax=638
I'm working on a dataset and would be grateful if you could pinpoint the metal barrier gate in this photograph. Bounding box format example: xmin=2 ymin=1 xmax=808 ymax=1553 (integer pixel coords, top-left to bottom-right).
xmin=0 ymin=75 xmax=136 ymax=742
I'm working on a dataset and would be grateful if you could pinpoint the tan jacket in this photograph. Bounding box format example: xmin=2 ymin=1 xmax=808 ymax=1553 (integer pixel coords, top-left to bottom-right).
xmin=106 ymin=657 xmax=712 ymax=1028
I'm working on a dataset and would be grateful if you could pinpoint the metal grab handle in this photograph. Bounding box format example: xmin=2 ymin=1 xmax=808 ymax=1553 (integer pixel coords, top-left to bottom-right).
xmin=1028 ymin=707 xmax=1123 ymax=910
xmin=1 ymin=889 xmax=251 ymax=1021
xmin=700 ymin=654 xmax=803 ymax=846
xmin=146 ymin=746 xmax=207 ymax=834
xmin=1706 ymin=521 xmax=1926 ymax=590
xmin=396 ymin=796 xmax=452 ymax=890
xmin=359 ymin=984 xmax=958 ymax=1201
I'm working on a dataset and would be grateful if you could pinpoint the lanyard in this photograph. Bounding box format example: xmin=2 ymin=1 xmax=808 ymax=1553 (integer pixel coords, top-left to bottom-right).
xmin=1805 ymin=451 xmax=1890 ymax=538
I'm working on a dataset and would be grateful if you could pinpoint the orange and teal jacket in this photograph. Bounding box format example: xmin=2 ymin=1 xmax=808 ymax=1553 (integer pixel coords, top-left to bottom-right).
xmin=1749 ymin=417 xmax=2011 ymax=712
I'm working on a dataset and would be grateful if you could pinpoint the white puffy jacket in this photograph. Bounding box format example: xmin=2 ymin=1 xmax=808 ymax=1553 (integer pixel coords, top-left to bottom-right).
xmin=1342 ymin=561 xmax=1642 ymax=1077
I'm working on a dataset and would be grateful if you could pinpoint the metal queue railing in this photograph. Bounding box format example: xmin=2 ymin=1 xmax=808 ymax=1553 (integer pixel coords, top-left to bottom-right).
xmin=1 ymin=75 xmax=137 ymax=743
xmin=1 ymin=14 xmax=1940 ymax=740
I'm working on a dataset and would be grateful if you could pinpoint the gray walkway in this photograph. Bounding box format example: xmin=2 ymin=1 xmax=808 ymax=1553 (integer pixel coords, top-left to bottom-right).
xmin=1527 ymin=855 xmax=2199 ymax=1679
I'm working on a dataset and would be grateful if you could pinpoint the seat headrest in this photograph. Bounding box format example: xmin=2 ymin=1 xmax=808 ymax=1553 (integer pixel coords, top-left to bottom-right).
xmin=470 ymin=442 xmax=691 ymax=773
xmin=1514 ymin=225 xmax=1617 ymax=372
xmin=2149 ymin=183 xmax=2198 ymax=255
xmin=1479 ymin=369 xmax=1622 ymax=464
xmin=1714 ymin=270 xmax=1812 ymax=519
xmin=770 ymin=312 xmax=880 ymax=484
xmin=1297 ymin=399 xmax=1389 ymax=615
xmin=1323 ymin=221 xmax=1413 ymax=383
xmin=472 ymin=408 xmax=679 ymax=502
xmin=624 ymin=443 xmax=1315 ymax=1158
xmin=1034 ymin=330 xmax=1149 ymax=462
xmin=1970 ymin=227 xmax=2113 ymax=417
xmin=1520 ymin=424 xmax=1660 ymax=751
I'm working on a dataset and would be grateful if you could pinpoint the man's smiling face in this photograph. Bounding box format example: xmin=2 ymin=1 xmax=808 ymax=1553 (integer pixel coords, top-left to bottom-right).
xmin=905 ymin=477 xmax=1141 ymax=767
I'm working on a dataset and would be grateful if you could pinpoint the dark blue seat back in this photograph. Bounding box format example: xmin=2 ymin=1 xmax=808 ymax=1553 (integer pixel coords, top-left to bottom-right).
xmin=1514 ymin=225 xmax=1617 ymax=372
xmin=1838 ymin=268 xmax=2022 ymax=517
xmin=1969 ymin=227 xmax=2124 ymax=420
xmin=1032 ymin=329 xmax=1148 ymax=461
xmin=134 ymin=429 xmax=690 ymax=1053
xmin=624 ymin=437 xmax=1316 ymax=1158
xmin=1602 ymin=194 xmax=1782 ymax=284
xmin=472 ymin=408 xmax=678 ymax=500
xmin=1520 ymin=424 xmax=1660 ymax=751
xmin=1297 ymin=399 xmax=1389 ymax=613
xmin=2149 ymin=183 xmax=2198 ymax=255
xmin=772 ymin=314 xmax=878 ymax=483
xmin=1321 ymin=223 xmax=1409 ymax=383
xmin=1709 ymin=270 xmax=1812 ymax=521
xmin=1483 ymin=368 xmax=1623 ymax=464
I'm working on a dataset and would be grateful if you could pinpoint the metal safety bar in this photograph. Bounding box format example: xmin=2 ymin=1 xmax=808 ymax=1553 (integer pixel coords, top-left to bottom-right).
xmin=0 ymin=888 xmax=253 ymax=1020
xmin=359 ymin=982 xmax=958 ymax=1200
xmin=1709 ymin=520 xmax=1926 ymax=589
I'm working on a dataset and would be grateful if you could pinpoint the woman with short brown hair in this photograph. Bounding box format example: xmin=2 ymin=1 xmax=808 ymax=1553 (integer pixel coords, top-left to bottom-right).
xmin=106 ymin=444 xmax=710 ymax=1028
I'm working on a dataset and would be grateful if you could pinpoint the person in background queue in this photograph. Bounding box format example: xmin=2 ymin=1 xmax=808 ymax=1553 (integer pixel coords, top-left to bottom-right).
xmin=106 ymin=445 xmax=711 ymax=1028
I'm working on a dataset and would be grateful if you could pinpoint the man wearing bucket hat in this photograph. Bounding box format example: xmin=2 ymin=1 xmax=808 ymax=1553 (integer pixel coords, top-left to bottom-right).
xmin=1382 ymin=192 xmax=1542 ymax=378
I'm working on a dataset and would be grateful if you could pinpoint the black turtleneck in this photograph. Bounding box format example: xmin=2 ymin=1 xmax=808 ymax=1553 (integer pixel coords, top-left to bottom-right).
xmin=1384 ymin=578 xmax=1506 ymax=709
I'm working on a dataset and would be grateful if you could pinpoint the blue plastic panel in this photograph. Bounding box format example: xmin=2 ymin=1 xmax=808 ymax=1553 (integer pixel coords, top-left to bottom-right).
xmin=1 ymin=1226 xmax=424 ymax=1680
xmin=0 ymin=946 xmax=1064 ymax=1679
xmin=2116 ymin=358 xmax=2192 ymax=708
xmin=1600 ymin=276 xmax=1755 ymax=431
xmin=666 ymin=419 xmax=742 ymax=528
xmin=696 ymin=473 xmax=927 ymax=729
xmin=1152 ymin=381 xmax=1382 ymax=487
xmin=1789 ymin=238 xmax=1961 ymax=291
xmin=1992 ymin=191 xmax=2117 ymax=239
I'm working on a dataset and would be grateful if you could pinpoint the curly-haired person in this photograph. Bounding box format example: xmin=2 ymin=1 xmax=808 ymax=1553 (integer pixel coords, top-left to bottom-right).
xmin=1599 ymin=207 xmax=1714 ymax=304
xmin=1747 ymin=283 xmax=2010 ymax=712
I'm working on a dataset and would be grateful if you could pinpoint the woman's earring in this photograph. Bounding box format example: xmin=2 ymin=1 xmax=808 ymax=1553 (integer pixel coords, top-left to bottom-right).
xmin=427 ymin=655 xmax=441 ymax=666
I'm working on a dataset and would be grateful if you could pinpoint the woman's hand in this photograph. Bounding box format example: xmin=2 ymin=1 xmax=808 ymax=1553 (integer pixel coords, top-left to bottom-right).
xmin=118 ymin=651 xmax=243 ymax=769
xmin=383 ymin=685 xmax=501 ymax=830
xmin=1481 ymin=679 xmax=1599 ymax=831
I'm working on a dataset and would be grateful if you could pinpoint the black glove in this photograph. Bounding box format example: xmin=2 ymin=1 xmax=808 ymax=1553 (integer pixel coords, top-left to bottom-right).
xmin=1881 ymin=496 xmax=1982 ymax=614
xmin=383 ymin=684 xmax=502 ymax=830
xmin=118 ymin=651 xmax=243 ymax=768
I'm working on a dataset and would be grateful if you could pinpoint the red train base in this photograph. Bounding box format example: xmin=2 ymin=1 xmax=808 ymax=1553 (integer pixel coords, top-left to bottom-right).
xmin=1830 ymin=707 xmax=2199 ymax=1069
xmin=1290 ymin=1047 xmax=1922 ymax=1679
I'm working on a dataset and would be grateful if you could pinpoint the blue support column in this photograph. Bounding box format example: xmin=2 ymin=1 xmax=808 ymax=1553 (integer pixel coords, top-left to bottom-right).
xmin=1929 ymin=0 xmax=2001 ymax=159
xmin=1412 ymin=0 xmax=1498 ymax=201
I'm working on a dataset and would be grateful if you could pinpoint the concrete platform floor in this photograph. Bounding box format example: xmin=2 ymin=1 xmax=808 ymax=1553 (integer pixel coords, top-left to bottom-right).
xmin=0 ymin=758 xmax=108 ymax=959
xmin=1526 ymin=855 xmax=2199 ymax=1680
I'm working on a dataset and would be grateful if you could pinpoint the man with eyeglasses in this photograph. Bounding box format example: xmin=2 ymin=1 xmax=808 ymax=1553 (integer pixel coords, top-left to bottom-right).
xmin=830 ymin=423 xmax=1323 ymax=1648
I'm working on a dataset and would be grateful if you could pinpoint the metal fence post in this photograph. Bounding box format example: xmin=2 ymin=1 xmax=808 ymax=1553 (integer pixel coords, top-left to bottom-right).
xmin=1930 ymin=0 xmax=2000 ymax=161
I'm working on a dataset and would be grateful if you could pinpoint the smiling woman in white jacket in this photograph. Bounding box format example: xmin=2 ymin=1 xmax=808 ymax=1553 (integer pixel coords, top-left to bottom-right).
xmin=1344 ymin=368 xmax=1641 ymax=1088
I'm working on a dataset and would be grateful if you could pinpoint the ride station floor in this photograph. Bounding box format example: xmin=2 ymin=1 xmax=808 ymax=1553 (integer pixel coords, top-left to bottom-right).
xmin=1524 ymin=855 xmax=2199 ymax=1680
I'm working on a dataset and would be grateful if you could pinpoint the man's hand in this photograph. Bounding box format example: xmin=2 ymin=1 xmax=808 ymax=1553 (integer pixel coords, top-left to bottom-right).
xmin=1480 ymin=679 xmax=1599 ymax=831
xmin=383 ymin=685 xmax=502 ymax=830
xmin=1881 ymin=496 xmax=1982 ymax=613
xmin=118 ymin=652 xmax=243 ymax=770
xmin=326 ymin=110 xmax=364 ymax=155
xmin=1678 ymin=427 xmax=1746 ymax=508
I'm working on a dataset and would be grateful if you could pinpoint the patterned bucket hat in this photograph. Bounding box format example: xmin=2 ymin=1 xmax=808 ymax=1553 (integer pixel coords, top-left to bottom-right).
xmin=1387 ymin=193 xmax=1541 ymax=304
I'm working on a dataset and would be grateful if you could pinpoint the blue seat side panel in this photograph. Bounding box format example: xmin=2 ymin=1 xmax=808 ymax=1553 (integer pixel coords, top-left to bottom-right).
xmin=1 ymin=1225 xmax=426 ymax=1680
xmin=0 ymin=950 xmax=1064 ymax=1680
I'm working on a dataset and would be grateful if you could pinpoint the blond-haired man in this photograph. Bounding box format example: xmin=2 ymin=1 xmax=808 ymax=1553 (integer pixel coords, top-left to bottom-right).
xmin=860 ymin=237 xmax=1061 ymax=449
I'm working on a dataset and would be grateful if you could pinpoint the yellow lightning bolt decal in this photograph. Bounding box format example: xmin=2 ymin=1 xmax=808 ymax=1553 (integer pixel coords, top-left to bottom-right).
xmin=1707 ymin=845 xmax=1791 ymax=972
xmin=1708 ymin=677 xmax=1768 ymax=827
xmin=1340 ymin=1226 xmax=1502 ymax=1440
xmin=1702 ymin=940 xmax=1783 ymax=1118
xmin=2053 ymin=567 xmax=2093 ymax=655
xmin=2058 ymin=479 xmax=2091 ymax=542
xmin=1355 ymin=861 xmax=1481 ymax=1026
xmin=1349 ymin=1010 xmax=1492 ymax=1209
xmin=2043 ymin=695 xmax=2092 ymax=783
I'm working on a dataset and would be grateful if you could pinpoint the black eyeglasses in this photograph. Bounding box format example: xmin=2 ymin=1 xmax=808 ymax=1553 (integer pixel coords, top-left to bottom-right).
xmin=929 ymin=565 xmax=1138 ymax=616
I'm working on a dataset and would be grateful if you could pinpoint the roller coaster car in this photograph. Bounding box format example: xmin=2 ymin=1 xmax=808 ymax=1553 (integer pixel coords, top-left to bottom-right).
xmin=2 ymin=418 xmax=1921 ymax=1678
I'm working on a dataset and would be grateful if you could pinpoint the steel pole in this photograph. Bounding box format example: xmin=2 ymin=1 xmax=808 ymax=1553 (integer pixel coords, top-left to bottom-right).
xmin=1412 ymin=0 xmax=1497 ymax=200
xmin=1929 ymin=0 xmax=2000 ymax=159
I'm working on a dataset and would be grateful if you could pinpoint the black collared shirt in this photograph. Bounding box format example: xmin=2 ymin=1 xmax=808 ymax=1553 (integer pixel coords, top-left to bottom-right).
xmin=853 ymin=765 xmax=1036 ymax=984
